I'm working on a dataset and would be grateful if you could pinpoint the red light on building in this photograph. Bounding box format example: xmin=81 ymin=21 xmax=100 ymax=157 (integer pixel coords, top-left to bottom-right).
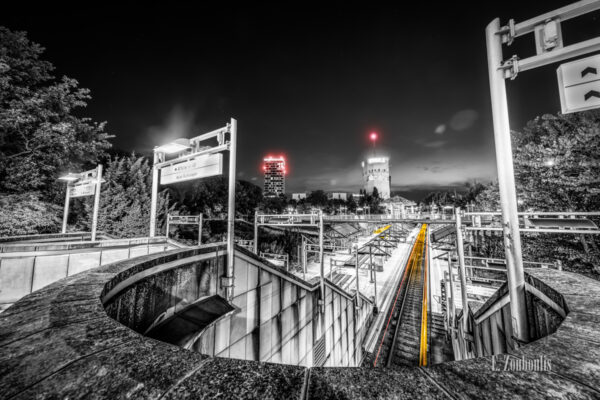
xmin=369 ymin=132 xmax=378 ymax=141
xmin=263 ymin=155 xmax=286 ymax=197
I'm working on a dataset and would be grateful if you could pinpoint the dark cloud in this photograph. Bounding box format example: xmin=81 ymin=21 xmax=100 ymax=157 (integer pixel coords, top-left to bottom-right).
xmin=449 ymin=109 xmax=479 ymax=131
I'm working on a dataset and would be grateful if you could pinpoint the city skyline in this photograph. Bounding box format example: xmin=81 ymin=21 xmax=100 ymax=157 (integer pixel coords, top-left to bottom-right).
xmin=2 ymin=1 xmax=598 ymax=199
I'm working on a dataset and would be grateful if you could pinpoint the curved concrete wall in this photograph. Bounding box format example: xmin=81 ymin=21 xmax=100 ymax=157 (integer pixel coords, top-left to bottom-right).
xmin=100 ymin=244 xmax=373 ymax=367
xmin=1 ymin=247 xmax=600 ymax=398
xmin=0 ymin=236 xmax=179 ymax=310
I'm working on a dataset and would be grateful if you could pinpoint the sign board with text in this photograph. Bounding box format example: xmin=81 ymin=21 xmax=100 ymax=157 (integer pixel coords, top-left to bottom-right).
xmin=69 ymin=182 xmax=96 ymax=198
xmin=557 ymin=54 xmax=600 ymax=114
xmin=168 ymin=215 xmax=201 ymax=225
xmin=160 ymin=153 xmax=223 ymax=185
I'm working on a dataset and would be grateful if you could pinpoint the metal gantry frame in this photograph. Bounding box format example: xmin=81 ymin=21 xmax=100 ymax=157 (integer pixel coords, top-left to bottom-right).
xmin=149 ymin=118 xmax=237 ymax=300
xmin=165 ymin=214 xmax=203 ymax=246
xmin=254 ymin=211 xmax=326 ymax=312
xmin=59 ymin=165 xmax=104 ymax=241
xmin=485 ymin=0 xmax=600 ymax=342
xmin=465 ymin=211 xmax=600 ymax=234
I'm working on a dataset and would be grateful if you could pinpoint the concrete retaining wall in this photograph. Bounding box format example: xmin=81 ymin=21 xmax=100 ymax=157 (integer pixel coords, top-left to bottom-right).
xmin=0 ymin=237 xmax=177 ymax=309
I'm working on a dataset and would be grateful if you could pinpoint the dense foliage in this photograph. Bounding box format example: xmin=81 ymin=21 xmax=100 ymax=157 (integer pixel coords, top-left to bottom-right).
xmin=72 ymin=154 xmax=173 ymax=238
xmin=473 ymin=111 xmax=600 ymax=278
xmin=0 ymin=27 xmax=111 ymax=198
xmin=0 ymin=192 xmax=62 ymax=236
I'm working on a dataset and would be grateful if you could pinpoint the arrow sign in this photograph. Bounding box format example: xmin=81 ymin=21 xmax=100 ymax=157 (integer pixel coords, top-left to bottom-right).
xmin=558 ymin=55 xmax=600 ymax=113
xmin=584 ymin=90 xmax=600 ymax=101
xmin=581 ymin=67 xmax=597 ymax=78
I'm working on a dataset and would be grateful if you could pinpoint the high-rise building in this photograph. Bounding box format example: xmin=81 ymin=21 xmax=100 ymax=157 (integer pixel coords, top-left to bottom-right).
xmin=362 ymin=157 xmax=391 ymax=199
xmin=263 ymin=156 xmax=286 ymax=197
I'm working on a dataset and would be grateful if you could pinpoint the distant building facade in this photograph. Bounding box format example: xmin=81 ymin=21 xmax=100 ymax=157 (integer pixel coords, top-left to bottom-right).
xmin=362 ymin=157 xmax=391 ymax=199
xmin=263 ymin=156 xmax=286 ymax=197
xmin=328 ymin=192 xmax=348 ymax=201
xmin=292 ymin=192 xmax=307 ymax=201
xmin=384 ymin=195 xmax=417 ymax=218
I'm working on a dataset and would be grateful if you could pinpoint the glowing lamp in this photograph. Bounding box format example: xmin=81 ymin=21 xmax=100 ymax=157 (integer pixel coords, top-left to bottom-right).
xmin=155 ymin=138 xmax=191 ymax=154
xmin=58 ymin=173 xmax=80 ymax=182
xmin=369 ymin=132 xmax=377 ymax=141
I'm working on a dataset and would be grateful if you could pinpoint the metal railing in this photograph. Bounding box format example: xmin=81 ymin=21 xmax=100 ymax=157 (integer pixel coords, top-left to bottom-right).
xmin=259 ymin=251 xmax=289 ymax=270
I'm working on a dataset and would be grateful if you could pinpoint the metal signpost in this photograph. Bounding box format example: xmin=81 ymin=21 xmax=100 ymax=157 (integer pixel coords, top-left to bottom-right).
xmin=166 ymin=214 xmax=203 ymax=245
xmin=59 ymin=165 xmax=103 ymax=241
xmin=486 ymin=0 xmax=600 ymax=343
xmin=150 ymin=118 xmax=237 ymax=300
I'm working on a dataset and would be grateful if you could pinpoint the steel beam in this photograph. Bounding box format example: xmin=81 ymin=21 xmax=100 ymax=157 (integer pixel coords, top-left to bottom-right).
xmin=511 ymin=0 xmax=600 ymax=38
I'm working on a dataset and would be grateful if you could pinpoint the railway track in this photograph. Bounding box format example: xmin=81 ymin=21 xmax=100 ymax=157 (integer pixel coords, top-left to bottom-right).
xmin=373 ymin=224 xmax=429 ymax=368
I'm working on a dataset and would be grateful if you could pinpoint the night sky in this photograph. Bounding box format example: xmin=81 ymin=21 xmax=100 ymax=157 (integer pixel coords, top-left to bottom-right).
xmin=3 ymin=2 xmax=599 ymax=199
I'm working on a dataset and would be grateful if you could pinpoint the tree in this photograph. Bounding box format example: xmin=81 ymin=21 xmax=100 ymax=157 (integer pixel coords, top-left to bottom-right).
xmin=473 ymin=111 xmax=600 ymax=277
xmin=0 ymin=27 xmax=111 ymax=198
xmin=346 ymin=195 xmax=357 ymax=213
xmin=307 ymin=190 xmax=328 ymax=208
xmin=75 ymin=154 xmax=172 ymax=238
xmin=513 ymin=110 xmax=600 ymax=212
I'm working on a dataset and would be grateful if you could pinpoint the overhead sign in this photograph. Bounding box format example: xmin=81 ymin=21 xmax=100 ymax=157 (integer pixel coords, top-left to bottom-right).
xmin=168 ymin=215 xmax=201 ymax=224
xmin=160 ymin=153 xmax=223 ymax=185
xmin=69 ymin=182 xmax=96 ymax=198
xmin=557 ymin=54 xmax=600 ymax=114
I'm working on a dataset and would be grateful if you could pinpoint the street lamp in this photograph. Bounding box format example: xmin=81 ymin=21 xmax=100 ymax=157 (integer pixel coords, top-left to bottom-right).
xmin=58 ymin=173 xmax=80 ymax=182
xmin=155 ymin=138 xmax=191 ymax=154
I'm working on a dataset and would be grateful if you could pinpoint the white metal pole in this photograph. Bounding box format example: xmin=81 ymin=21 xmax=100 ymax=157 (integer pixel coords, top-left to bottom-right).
xmin=486 ymin=19 xmax=529 ymax=343
xmin=166 ymin=215 xmax=170 ymax=241
xmin=371 ymin=245 xmax=378 ymax=311
xmin=355 ymin=245 xmax=361 ymax=307
xmin=455 ymin=208 xmax=469 ymax=333
xmin=253 ymin=211 xmax=258 ymax=254
xmin=447 ymin=253 xmax=455 ymax=326
xmin=302 ymin=237 xmax=306 ymax=280
xmin=226 ymin=118 xmax=238 ymax=301
xmin=62 ymin=183 xmax=70 ymax=234
xmin=198 ymin=215 xmax=202 ymax=245
xmin=91 ymin=164 xmax=103 ymax=242
xmin=149 ymin=153 xmax=159 ymax=237
xmin=319 ymin=210 xmax=325 ymax=313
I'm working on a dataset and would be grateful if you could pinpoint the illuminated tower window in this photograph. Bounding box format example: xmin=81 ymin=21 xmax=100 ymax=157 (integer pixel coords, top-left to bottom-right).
xmin=263 ymin=156 xmax=286 ymax=197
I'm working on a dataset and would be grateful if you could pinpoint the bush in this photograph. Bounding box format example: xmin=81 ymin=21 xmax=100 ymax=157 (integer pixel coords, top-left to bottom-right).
xmin=0 ymin=192 xmax=62 ymax=236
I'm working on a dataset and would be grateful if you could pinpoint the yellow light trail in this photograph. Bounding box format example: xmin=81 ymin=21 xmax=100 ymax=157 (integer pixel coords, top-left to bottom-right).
xmin=419 ymin=224 xmax=429 ymax=366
